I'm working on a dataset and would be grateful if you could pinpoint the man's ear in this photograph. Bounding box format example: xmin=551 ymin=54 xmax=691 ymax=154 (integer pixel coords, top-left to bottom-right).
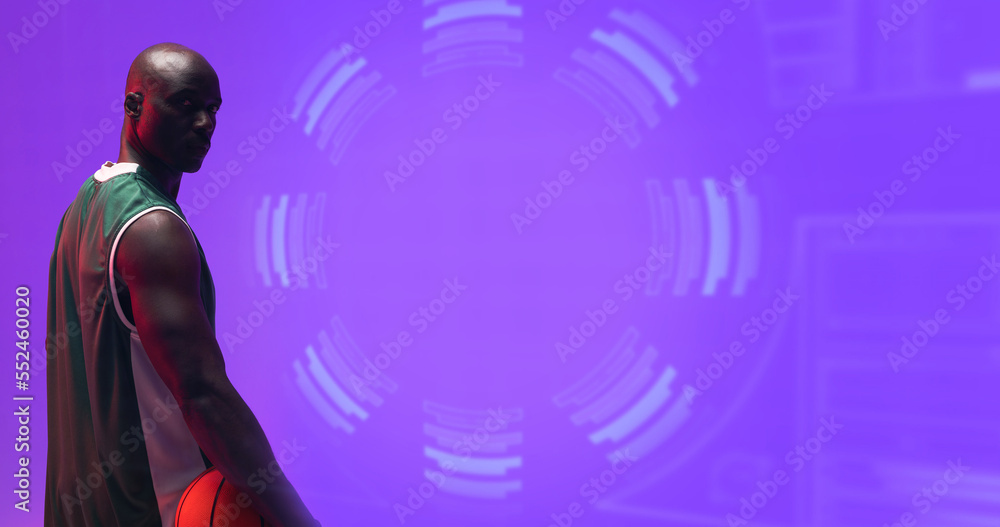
xmin=125 ymin=92 xmax=144 ymax=119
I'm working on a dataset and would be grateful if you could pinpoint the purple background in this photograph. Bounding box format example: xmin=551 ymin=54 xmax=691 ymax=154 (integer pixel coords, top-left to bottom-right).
xmin=2 ymin=0 xmax=999 ymax=526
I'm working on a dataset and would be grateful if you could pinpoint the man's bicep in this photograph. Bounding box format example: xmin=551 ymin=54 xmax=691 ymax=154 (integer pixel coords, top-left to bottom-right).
xmin=116 ymin=211 xmax=226 ymax=401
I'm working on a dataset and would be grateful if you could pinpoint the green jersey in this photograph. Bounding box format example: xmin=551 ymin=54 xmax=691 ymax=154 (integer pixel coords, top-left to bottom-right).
xmin=45 ymin=162 xmax=215 ymax=526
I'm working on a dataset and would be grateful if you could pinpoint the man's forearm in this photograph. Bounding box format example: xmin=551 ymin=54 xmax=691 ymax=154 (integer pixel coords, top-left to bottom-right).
xmin=180 ymin=382 xmax=319 ymax=527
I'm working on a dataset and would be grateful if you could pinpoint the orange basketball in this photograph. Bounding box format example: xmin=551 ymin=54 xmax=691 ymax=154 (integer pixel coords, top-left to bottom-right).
xmin=175 ymin=466 xmax=271 ymax=527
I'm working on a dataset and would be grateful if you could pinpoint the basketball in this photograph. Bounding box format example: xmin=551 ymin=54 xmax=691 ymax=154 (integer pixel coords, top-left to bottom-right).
xmin=175 ymin=466 xmax=271 ymax=527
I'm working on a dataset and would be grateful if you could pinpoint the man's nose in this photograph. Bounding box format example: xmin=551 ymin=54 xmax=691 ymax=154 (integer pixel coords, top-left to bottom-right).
xmin=194 ymin=110 xmax=215 ymax=135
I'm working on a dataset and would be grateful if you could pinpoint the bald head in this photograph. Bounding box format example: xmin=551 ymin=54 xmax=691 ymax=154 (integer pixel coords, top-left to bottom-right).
xmin=125 ymin=43 xmax=215 ymax=96
xmin=122 ymin=43 xmax=222 ymax=175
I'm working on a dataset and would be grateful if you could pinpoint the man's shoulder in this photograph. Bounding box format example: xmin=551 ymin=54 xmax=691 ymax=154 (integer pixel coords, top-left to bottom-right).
xmin=122 ymin=209 xmax=195 ymax=253
xmin=116 ymin=209 xmax=200 ymax=280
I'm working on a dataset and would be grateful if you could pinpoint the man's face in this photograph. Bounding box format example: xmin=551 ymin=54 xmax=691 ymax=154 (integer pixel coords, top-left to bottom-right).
xmin=136 ymin=54 xmax=222 ymax=173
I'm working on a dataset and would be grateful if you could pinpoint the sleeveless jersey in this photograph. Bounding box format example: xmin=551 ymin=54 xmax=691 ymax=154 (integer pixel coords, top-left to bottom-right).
xmin=44 ymin=161 xmax=215 ymax=527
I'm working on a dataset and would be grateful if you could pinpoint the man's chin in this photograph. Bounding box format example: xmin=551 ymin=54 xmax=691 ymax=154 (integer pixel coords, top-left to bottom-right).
xmin=181 ymin=156 xmax=207 ymax=174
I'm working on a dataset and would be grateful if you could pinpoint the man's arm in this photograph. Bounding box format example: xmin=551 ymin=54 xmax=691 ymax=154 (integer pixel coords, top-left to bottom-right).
xmin=116 ymin=210 xmax=319 ymax=527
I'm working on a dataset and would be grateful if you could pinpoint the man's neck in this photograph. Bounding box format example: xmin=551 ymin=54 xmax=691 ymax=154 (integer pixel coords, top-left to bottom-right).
xmin=118 ymin=142 xmax=182 ymax=200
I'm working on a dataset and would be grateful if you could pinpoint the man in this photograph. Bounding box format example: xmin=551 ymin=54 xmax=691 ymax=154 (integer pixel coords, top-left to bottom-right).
xmin=44 ymin=43 xmax=321 ymax=527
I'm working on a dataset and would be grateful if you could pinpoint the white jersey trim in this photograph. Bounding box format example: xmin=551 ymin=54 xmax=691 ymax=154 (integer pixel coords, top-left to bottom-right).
xmin=94 ymin=161 xmax=140 ymax=182
xmin=108 ymin=206 xmax=193 ymax=332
